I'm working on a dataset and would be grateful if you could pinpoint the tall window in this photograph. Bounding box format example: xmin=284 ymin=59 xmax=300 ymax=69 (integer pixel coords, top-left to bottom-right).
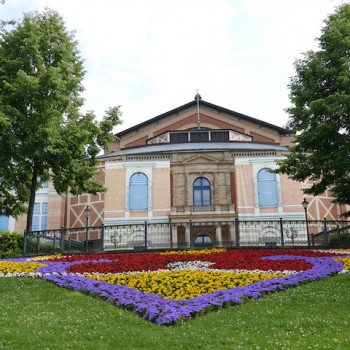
xmin=32 ymin=202 xmax=48 ymax=231
xmin=257 ymin=168 xmax=278 ymax=207
xmin=0 ymin=215 xmax=9 ymax=232
xmin=129 ymin=172 xmax=148 ymax=210
xmin=193 ymin=177 xmax=211 ymax=206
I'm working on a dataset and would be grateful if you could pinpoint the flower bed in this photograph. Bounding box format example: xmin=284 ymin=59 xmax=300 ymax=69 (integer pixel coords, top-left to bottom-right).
xmin=2 ymin=249 xmax=350 ymax=325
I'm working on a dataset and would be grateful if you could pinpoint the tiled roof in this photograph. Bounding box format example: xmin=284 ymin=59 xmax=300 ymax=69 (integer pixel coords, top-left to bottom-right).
xmin=99 ymin=142 xmax=289 ymax=159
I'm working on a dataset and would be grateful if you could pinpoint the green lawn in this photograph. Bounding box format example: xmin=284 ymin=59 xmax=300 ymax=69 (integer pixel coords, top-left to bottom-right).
xmin=0 ymin=274 xmax=349 ymax=350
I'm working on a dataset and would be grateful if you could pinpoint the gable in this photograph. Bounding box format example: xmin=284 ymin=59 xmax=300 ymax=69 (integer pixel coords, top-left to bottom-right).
xmin=114 ymin=99 xmax=293 ymax=150
xmin=153 ymin=113 xmax=245 ymax=136
xmin=182 ymin=154 xmax=219 ymax=164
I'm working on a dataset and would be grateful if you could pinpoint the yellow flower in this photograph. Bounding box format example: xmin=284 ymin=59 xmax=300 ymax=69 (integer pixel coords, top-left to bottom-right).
xmin=0 ymin=261 xmax=46 ymax=274
xmin=336 ymin=257 xmax=350 ymax=270
xmin=86 ymin=269 xmax=285 ymax=299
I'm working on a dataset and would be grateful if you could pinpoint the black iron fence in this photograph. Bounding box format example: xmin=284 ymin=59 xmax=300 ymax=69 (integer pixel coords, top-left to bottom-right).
xmin=23 ymin=218 xmax=350 ymax=256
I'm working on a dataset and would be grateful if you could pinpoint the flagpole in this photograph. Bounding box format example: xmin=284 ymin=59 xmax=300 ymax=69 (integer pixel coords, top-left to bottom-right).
xmin=196 ymin=90 xmax=201 ymax=129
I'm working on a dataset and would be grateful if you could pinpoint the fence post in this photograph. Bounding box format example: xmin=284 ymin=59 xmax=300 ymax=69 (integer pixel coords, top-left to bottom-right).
xmin=323 ymin=218 xmax=329 ymax=247
xmin=336 ymin=224 xmax=341 ymax=248
xmin=85 ymin=225 xmax=89 ymax=252
xmin=60 ymin=227 xmax=64 ymax=253
xmin=36 ymin=234 xmax=40 ymax=256
xmin=53 ymin=234 xmax=57 ymax=254
xmin=279 ymin=218 xmax=284 ymax=247
xmin=23 ymin=230 xmax=27 ymax=255
xmin=101 ymin=224 xmax=105 ymax=251
xmin=235 ymin=218 xmax=240 ymax=248
xmin=144 ymin=221 xmax=148 ymax=250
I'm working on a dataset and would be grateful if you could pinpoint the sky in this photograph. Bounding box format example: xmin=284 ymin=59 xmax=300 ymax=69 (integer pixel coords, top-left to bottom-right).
xmin=1 ymin=0 xmax=348 ymax=132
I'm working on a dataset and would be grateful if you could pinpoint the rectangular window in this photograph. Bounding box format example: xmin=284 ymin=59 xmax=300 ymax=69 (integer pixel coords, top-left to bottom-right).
xmin=41 ymin=216 xmax=47 ymax=231
xmin=193 ymin=191 xmax=202 ymax=206
xmin=190 ymin=132 xmax=209 ymax=142
xmin=32 ymin=216 xmax=40 ymax=231
xmin=210 ymin=131 xmax=229 ymax=142
xmin=42 ymin=202 xmax=48 ymax=214
xmin=257 ymin=169 xmax=278 ymax=207
xmin=170 ymin=132 xmax=188 ymax=143
xmin=33 ymin=203 xmax=40 ymax=214
xmin=130 ymin=185 xmax=148 ymax=210
xmin=202 ymin=189 xmax=211 ymax=205
xmin=31 ymin=202 xmax=48 ymax=230
xmin=0 ymin=215 xmax=9 ymax=232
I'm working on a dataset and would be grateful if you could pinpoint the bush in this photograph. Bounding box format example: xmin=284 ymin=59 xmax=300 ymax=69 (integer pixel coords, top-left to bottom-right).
xmin=0 ymin=231 xmax=25 ymax=258
xmin=329 ymin=232 xmax=350 ymax=247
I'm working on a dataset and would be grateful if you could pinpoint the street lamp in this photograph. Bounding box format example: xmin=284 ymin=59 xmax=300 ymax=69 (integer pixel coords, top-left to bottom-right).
xmin=302 ymin=198 xmax=310 ymax=247
xmin=84 ymin=205 xmax=91 ymax=252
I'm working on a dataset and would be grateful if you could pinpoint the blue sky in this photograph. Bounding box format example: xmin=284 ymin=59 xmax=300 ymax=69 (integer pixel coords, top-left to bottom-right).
xmin=1 ymin=0 xmax=347 ymax=131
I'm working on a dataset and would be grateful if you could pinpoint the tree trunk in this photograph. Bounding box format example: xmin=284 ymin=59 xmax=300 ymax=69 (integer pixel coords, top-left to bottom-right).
xmin=26 ymin=166 xmax=38 ymax=232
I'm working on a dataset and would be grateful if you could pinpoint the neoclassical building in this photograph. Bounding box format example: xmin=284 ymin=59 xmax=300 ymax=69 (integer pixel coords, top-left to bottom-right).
xmin=3 ymin=96 xmax=347 ymax=246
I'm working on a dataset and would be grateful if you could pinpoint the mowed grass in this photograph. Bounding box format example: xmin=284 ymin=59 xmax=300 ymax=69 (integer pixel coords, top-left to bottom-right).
xmin=0 ymin=274 xmax=349 ymax=350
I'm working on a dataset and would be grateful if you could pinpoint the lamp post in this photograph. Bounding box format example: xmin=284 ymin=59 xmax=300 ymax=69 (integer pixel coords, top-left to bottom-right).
xmin=84 ymin=205 xmax=91 ymax=252
xmin=302 ymin=198 xmax=310 ymax=248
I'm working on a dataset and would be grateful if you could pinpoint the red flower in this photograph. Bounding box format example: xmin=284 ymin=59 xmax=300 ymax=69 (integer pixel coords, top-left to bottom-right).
xmin=62 ymin=249 xmax=333 ymax=275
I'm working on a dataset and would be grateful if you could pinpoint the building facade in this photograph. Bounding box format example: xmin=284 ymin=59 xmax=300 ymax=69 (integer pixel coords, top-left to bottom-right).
xmin=3 ymin=97 xmax=348 ymax=247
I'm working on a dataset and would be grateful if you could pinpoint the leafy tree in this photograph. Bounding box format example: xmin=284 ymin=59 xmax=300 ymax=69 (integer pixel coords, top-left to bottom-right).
xmin=0 ymin=10 xmax=122 ymax=231
xmin=276 ymin=4 xmax=350 ymax=213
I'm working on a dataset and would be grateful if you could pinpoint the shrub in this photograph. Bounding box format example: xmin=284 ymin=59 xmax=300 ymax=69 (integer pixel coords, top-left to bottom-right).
xmin=329 ymin=232 xmax=350 ymax=247
xmin=0 ymin=231 xmax=25 ymax=258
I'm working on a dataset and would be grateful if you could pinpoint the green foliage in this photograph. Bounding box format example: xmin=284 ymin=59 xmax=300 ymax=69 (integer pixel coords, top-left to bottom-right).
xmin=329 ymin=232 xmax=350 ymax=247
xmin=277 ymin=4 xmax=350 ymax=212
xmin=0 ymin=9 xmax=122 ymax=229
xmin=0 ymin=231 xmax=24 ymax=258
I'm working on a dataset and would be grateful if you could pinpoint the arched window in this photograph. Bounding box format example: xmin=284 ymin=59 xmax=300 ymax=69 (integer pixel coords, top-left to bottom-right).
xmin=193 ymin=177 xmax=211 ymax=206
xmin=129 ymin=172 xmax=148 ymax=210
xmin=194 ymin=234 xmax=213 ymax=248
xmin=257 ymin=168 xmax=278 ymax=206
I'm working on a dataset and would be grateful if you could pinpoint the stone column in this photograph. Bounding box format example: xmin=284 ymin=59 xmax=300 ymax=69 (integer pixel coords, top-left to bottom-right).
xmin=185 ymin=224 xmax=191 ymax=248
xmin=185 ymin=173 xmax=190 ymax=205
xmin=229 ymin=223 xmax=235 ymax=244
xmin=216 ymin=225 xmax=222 ymax=247
xmin=171 ymin=224 xmax=177 ymax=248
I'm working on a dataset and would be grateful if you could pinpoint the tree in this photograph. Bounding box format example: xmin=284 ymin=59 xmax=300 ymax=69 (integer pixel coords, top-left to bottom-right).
xmin=276 ymin=4 xmax=350 ymax=214
xmin=0 ymin=9 xmax=122 ymax=231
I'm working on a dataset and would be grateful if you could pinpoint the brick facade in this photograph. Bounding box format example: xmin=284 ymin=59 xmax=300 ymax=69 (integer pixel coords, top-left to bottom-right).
xmin=9 ymin=98 xmax=348 ymax=237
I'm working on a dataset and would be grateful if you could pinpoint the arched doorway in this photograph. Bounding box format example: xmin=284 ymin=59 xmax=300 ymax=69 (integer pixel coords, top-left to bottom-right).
xmin=194 ymin=234 xmax=213 ymax=248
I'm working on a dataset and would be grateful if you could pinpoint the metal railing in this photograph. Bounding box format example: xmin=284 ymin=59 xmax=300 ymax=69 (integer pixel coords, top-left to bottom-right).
xmin=23 ymin=218 xmax=350 ymax=256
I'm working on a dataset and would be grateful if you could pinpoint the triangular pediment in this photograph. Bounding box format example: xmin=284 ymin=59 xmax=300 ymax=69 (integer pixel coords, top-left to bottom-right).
xmin=111 ymin=98 xmax=293 ymax=151
xmin=183 ymin=154 xmax=219 ymax=164
xmin=117 ymin=99 xmax=291 ymax=137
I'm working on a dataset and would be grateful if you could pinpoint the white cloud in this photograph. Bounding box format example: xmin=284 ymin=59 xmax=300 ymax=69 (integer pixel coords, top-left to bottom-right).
xmin=1 ymin=0 xmax=347 ymax=131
